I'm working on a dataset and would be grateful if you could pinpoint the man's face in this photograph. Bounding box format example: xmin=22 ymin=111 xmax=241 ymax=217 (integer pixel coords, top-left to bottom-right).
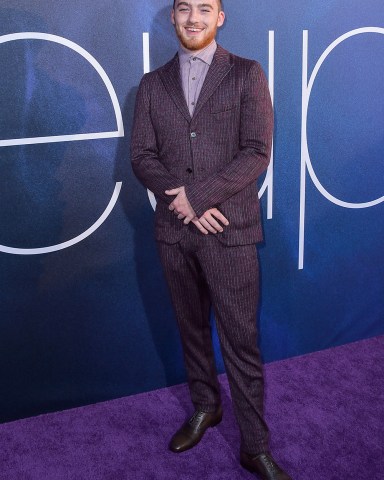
xmin=171 ymin=1 xmax=225 ymax=52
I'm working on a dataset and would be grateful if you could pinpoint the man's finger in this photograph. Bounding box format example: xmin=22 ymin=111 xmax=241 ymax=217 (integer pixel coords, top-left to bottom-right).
xmin=165 ymin=188 xmax=181 ymax=196
xmin=202 ymin=214 xmax=223 ymax=233
xmin=183 ymin=213 xmax=196 ymax=225
xmin=192 ymin=219 xmax=208 ymax=235
xmin=211 ymin=210 xmax=229 ymax=226
xmin=177 ymin=213 xmax=185 ymax=220
xmin=199 ymin=217 xmax=219 ymax=234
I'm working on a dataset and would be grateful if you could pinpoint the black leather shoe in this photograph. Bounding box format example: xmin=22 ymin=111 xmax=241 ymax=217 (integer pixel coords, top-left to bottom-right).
xmin=240 ymin=451 xmax=292 ymax=479
xmin=169 ymin=406 xmax=223 ymax=453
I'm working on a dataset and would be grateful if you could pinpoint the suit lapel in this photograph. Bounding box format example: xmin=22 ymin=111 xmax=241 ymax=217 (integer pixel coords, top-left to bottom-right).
xmin=157 ymin=46 xmax=233 ymax=122
xmin=193 ymin=45 xmax=233 ymax=119
xmin=158 ymin=54 xmax=191 ymax=122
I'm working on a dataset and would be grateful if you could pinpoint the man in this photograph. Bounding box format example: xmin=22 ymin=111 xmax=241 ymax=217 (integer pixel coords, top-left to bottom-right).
xmin=131 ymin=1 xmax=291 ymax=478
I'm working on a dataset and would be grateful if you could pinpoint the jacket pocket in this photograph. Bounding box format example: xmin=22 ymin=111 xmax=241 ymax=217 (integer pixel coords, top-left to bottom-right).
xmin=210 ymin=103 xmax=237 ymax=114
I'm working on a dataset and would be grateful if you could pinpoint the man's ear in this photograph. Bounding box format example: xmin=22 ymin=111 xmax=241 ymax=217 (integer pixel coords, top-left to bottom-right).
xmin=217 ymin=11 xmax=225 ymax=28
xmin=171 ymin=9 xmax=175 ymax=25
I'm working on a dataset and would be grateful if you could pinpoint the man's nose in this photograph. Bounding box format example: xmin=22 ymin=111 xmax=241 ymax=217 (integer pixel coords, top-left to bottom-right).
xmin=188 ymin=8 xmax=199 ymax=24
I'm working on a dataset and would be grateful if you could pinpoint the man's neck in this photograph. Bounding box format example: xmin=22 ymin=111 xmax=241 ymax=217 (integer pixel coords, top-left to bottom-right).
xmin=179 ymin=39 xmax=216 ymax=56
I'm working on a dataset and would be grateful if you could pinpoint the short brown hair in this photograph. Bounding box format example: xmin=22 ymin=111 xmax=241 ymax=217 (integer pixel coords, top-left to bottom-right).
xmin=173 ymin=1 xmax=223 ymax=11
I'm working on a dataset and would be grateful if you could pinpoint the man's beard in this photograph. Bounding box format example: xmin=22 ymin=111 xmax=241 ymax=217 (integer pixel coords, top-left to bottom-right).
xmin=175 ymin=25 xmax=217 ymax=51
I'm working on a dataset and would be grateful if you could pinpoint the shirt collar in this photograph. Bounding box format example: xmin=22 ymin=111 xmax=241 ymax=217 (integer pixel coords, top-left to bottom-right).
xmin=178 ymin=40 xmax=217 ymax=67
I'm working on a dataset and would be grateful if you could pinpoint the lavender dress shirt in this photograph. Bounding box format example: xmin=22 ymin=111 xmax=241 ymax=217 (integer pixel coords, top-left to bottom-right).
xmin=178 ymin=40 xmax=217 ymax=116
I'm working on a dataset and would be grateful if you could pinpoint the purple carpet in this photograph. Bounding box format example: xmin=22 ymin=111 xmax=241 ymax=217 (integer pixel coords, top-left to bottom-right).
xmin=0 ymin=336 xmax=383 ymax=479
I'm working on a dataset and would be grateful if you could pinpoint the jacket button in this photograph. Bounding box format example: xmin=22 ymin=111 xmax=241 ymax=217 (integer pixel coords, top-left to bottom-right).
xmin=186 ymin=167 xmax=193 ymax=174
xmin=190 ymin=132 xmax=197 ymax=138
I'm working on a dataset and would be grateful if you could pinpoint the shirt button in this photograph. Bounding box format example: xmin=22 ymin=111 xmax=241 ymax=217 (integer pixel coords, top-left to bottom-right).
xmin=192 ymin=57 xmax=197 ymax=61
xmin=186 ymin=167 xmax=193 ymax=174
xmin=192 ymin=77 xmax=196 ymax=80
xmin=190 ymin=132 xmax=197 ymax=138
xmin=191 ymin=102 xmax=195 ymax=106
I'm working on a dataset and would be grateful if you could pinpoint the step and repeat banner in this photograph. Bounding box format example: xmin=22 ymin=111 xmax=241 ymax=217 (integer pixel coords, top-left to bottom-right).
xmin=0 ymin=0 xmax=383 ymax=422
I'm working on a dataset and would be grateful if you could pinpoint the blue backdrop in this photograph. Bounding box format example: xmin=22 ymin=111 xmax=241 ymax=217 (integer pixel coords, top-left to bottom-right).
xmin=0 ymin=0 xmax=383 ymax=423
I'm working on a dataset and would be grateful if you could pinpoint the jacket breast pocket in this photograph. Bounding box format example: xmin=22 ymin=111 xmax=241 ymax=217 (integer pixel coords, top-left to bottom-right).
xmin=209 ymin=102 xmax=240 ymax=131
xmin=210 ymin=103 xmax=238 ymax=115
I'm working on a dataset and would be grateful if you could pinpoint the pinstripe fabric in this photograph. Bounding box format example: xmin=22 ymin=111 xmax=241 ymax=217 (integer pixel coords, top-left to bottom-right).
xmin=157 ymin=231 xmax=269 ymax=454
xmin=131 ymin=45 xmax=273 ymax=246
xmin=131 ymin=45 xmax=273 ymax=455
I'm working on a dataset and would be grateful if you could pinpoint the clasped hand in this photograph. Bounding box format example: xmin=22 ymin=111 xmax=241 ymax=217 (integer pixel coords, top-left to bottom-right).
xmin=165 ymin=186 xmax=229 ymax=235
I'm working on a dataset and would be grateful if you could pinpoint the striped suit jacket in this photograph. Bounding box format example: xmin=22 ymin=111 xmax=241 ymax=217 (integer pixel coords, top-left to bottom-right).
xmin=131 ymin=45 xmax=273 ymax=246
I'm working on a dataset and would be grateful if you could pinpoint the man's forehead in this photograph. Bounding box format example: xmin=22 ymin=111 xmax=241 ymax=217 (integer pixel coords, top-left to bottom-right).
xmin=174 ymin=0 xmax=218 ymax=8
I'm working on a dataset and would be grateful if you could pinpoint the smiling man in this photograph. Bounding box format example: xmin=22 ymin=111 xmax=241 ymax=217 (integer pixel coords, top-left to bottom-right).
xmin=131 ymin=1 xmax=291 ymax=478
xmin=172 ymin=0 xmax=224 ymax=51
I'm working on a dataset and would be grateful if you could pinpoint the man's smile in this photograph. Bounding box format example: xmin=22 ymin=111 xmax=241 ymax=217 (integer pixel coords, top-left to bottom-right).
xmin=185 ymin=26 xmax=205 ymax=34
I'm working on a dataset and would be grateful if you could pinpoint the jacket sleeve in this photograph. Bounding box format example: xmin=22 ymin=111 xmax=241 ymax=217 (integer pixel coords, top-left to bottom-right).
xmin=130 ymin=74 xmax=182 ymax=204
xmin=184 ymin=62 xmax=273 ymax=218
